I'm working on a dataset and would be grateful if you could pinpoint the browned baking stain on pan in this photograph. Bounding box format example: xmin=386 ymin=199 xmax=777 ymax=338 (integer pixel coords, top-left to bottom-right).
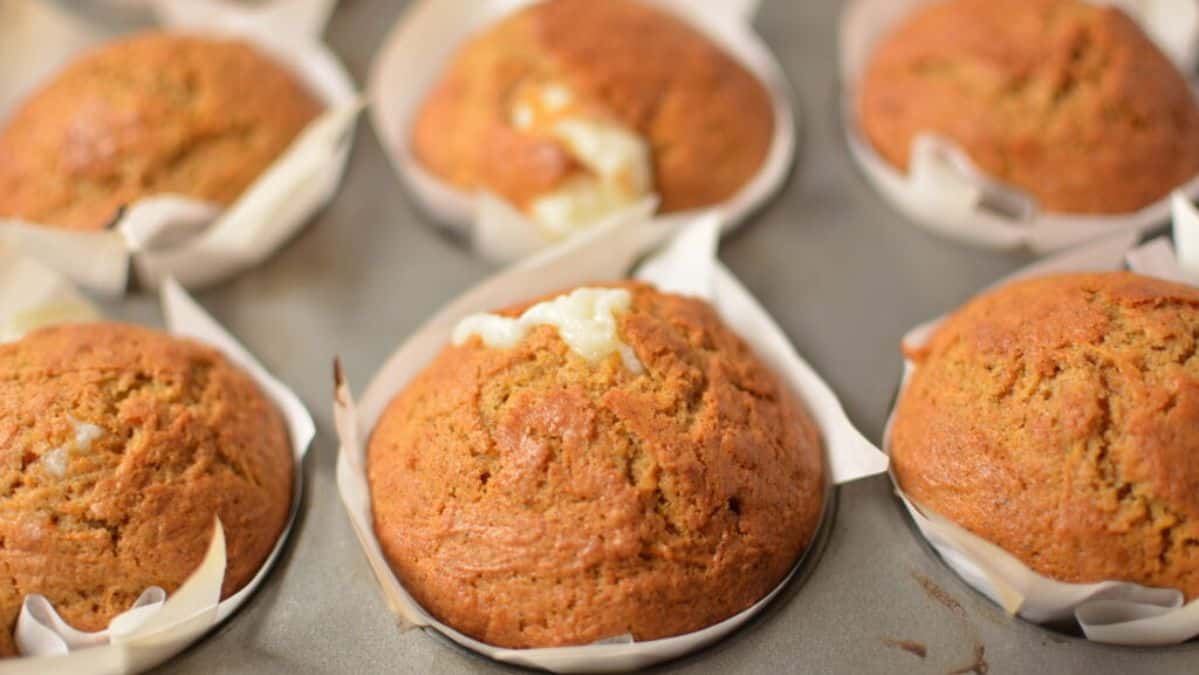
xmin=948 ymin=644 xmax=988 ymax=675
xmin=333 ymin=357 xmax=347 ymax=405
xmin=882 ymin=638 xmax=927 ymax=658
xmin=913 ymin=572 xmax=964 ymax=615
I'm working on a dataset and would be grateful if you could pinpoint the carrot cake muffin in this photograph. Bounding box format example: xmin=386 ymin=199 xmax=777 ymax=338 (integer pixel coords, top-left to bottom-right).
xmin=411 ymin=0 xmax=775 ymax=238
xmin=0 ymin=32 xmax=323 ymax=231
xmin=0 ymin=322 xmax=293 ymax=657
xmin=891 ymin=272 xmax=1199 ymax=596
xmin=858 ymin=0 xmax=1199 ymax=214
xmin=368 ymin=283 xmax=825 ymax=647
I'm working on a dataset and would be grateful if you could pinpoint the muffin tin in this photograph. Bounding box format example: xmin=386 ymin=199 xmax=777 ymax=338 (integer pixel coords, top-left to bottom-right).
xmin=8 ymin=0 xmax=1199 ymax=672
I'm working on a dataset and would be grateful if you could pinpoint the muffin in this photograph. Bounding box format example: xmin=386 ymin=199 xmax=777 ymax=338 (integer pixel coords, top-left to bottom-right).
xmin=0 ymin=322 xmax=293 ymax=657
xmin=412 ymin=0 xmax=775 ymax=238
xmin=368 ymin=283 xmax=824 ymax=647
xmin=0 ymin=32 xmax=323 ymax=231
xmin=891 ymin=272 xmax=1199 ymax=596
xmin=858 ymin=0 xmax=1199 ymax=214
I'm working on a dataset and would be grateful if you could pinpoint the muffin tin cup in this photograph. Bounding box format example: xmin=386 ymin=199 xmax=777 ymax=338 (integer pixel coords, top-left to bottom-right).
xmin=880 ymin=198 xmax=1199 ymax=646
xmin=838 ymin=0 xmax=1199 ymax=254
xmin=0 ymin=254 xmax=316 ymax=673
xmin=333 ymin=211 xmax=889 ymax=672
xmin=0 ymin=0 xmax=360 ymax=295
xmin=367 ymin=0 xmax=798 ymax=264
xmin=148 ymin=0 xmax=340 ymax=39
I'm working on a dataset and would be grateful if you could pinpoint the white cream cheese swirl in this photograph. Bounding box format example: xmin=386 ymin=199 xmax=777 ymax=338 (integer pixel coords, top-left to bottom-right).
xmin=452 ymin=287 xmax=642 ymax=373
xmin=509 ymin=83 xmax=652 ymax=239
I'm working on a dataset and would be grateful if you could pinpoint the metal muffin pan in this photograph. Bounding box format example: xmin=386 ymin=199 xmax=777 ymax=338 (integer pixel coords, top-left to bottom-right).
xmin=60 ymin=0 xmax=1195 ymax=671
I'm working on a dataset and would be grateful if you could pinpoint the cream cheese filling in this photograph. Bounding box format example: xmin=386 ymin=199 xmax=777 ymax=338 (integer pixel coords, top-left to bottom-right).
xmin=452 ymin=287 xmax=642 ymax=373
xmin=509 ymin=83 xmax=653 ymax=240
xmin=42 ymin=416 xmax=104 ymax=478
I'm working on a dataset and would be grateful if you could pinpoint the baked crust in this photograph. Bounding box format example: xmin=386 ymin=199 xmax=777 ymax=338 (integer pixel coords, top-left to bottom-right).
xmin=368 ymin=282 xmax=825 ymax=647
xmin=411 ymin=0 xmax=775 ymax=213
xmin=858 ymin=0 xmax=1199 ymax=214
xmin=0 ymin=32 xmax=323 ymax=230
xmin=0 ymin=322 xmax=293 ymax=656
xmin=892 ymin=272 xmax=1199 ymax=596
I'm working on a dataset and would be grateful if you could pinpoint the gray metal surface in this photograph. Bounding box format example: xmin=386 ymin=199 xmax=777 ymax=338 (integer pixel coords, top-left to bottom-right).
xmin=93 ymin=0 xmax=1195 ymax=672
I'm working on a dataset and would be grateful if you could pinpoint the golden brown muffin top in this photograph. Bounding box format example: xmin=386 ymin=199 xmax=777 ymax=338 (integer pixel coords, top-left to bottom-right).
xmin=368 ymin=282 xmax=824 ymax=648
xmin=0 ymin=31 xmax=323 ymax=231
xmin=892 ymin=272 xmax=1199 ymax=596
xmin=0 ymin=322 xmax=293 ymax=657
xmin=412 ymin=0 xmax=775 ymax=213
xmin=858 ymin=0 xmax=1199 ymax=214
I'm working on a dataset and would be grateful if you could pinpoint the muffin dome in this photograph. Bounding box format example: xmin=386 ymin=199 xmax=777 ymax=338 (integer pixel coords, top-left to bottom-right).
xmin=368 ymin=283 xmax=824 ymax=647
xmin=0 ymin=322 xmax=293 ymax=656
xmin=892 ymin=272 xmax=1199 ymax=596
xmin=858 ymin=0 xmax=1199 ymax=214
xmin=412 ymin=0 xmax=774 ymax=225
xmin=0 ymin=32 xmax=322 ymax=231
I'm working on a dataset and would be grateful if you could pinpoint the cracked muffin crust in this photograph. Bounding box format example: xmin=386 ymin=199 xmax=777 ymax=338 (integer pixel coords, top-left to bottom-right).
xmin=368 ymin=282 xmax=825 ymax=647
xmin=858 ymin=0 xmax=1199 ymax=214
xmin=0 ymin=31 xmax=322 ymax=231
xmin=411 ymin=0 xmax=774 ymax=217
xmin=891 ymin=272 xmax=1199 ymax=596
xmin=0 ymin=322 xmax=293 ymax=657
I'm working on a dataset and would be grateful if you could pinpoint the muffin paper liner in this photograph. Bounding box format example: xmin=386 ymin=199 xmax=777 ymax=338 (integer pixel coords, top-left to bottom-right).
xmin=0 ymin=253 xmax=316 ymax=673
xmin=333 ymin=211 xmax=889 ymax=673
xmin=839 ymin=0 xmax=1199 ymax=254
xmin=0 ymin=0 xmax=359 ymax=295
xmin=883 ymin=192 xmax=1199 ymax=646
xmin=0 ymin=253 xmax=102 ymax=343
xmin=367 ymin=0 xmax=797 ymax=263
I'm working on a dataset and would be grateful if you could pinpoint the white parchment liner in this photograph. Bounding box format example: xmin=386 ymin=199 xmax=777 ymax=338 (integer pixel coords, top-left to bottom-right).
xmin=0 ymin=251 xmax=316 ymax=673
xmin=368 ymin=0 xmax=796 ymax=263
xmin=334 ymin=211 xmax=889 ymax=672
xmin=839 ymin=0 xmax=1199 ymax=254
xmin=0 ymin=0 xmax=360 ymax=295
xmin=882 ymin=191 xmax=1199 ymax=646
